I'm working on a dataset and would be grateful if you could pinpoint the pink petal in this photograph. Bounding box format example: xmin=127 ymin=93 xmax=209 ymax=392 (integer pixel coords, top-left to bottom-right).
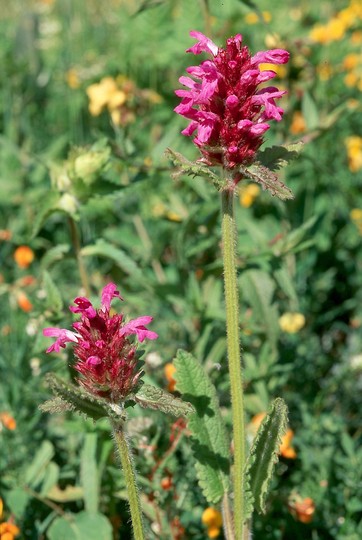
xmin=43 ymin=327 xmax=78 ymax=353
xmin=251 ymin=48 xmax=290 ymax=66
xmin=70 ymin=297 xmax=96 ymax=318
xmin=101 ymin=283 xmax=123 ymax=311
xmin=119 ymin=316 xmax=158 ymax=343
xmin=187 ymin=31 xmax=218 ymax=56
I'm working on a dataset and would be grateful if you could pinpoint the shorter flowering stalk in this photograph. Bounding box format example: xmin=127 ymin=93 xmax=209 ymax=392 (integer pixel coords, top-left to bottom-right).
xmin=43 ymin=283 xmax=158 ymax=540
xmin=43 ymin=283 xmax=158 ymax=402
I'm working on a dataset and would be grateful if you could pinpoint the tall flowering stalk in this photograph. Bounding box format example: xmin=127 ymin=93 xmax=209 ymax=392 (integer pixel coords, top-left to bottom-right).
xmin=43 ymin=283 xmax=158 ymax=540
xmin=174 ymin=31 xmax=289 ymax=539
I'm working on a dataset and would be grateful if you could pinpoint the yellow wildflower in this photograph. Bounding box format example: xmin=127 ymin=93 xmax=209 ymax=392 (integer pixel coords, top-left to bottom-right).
xmin=65 ymin=68 xmax=80 ymax=89
xmin=279 ymin=312 xmax=306 ymax=333
xmin=86 ymin=77 xmax=118 ymax=116
xmin=350 ymin=208 xmax=362 ymax=222
xmin=343 ymin=53 xmax=361 ymax=70
xmin=164 ymin=363 xmax=177 ymax=393
xmin=239 ymin=184 xmax=260 ymax=208
xmin=345 ymin=136 xmax=362 ymax=172
xmin=316 ymin=61 xmax=333 ymax=81
xmin=202 ymin=508 xmax=222 ymax=538
xmin=244 ymin=11 xmax=271 ymax=25
xmin=351 ymin=30 xmax=362 ymax=44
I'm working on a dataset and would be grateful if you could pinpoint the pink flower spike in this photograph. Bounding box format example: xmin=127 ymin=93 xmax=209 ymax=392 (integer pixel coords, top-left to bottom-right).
xmin=101 ymin=283 xmax=124 ymax=312
xmin=120 ymin=316 xmax=158 ymax=343
xmin=187 ymin=31 xmax=218 ymax=56
xmin=251 ymin=48 xmax=290 ymax=66
xmin=70 ymin=297 xmax=96 ymax=318
xmin=43 ymin=327 xmax=79 ymax=353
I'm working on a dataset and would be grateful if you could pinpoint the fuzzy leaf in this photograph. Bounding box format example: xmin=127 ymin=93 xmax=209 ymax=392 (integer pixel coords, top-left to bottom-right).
xmin=133 ymin=384 xmax=194 ymax=417
xmin=41 ymin=373 xmax=124 ymax=423
xmin=173 ymin=349 xmax=230 ymax=503
xmin=244 ymin=397 xmax=288 ymax=514
xmin=257 ymin=143 xmax=303 ymax=171
xmin=165 ymin=148 xmax=225 ymax=190
xmin=241 ymin=163 xmax=294 ymax=200
xmin=31 ymin=191 xmax=61 ymax=238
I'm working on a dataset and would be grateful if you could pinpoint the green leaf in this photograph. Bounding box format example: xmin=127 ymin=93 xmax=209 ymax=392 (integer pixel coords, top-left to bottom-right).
xmin=244 ymin=398 xmax=288 ymax=514
xmin=31 ymin=191 xmax=62 ymax=238
xmin=41 ymin=373 xmax=124 ymax=423
xmin=302 ymin=91 xmax=319 ymax=130
xmin=257 ymin=143 xmax=303 ymax=172
xmin=241 ymin=163 xmax=294 ymax=200
xmin=173 ymin=350 xmax=230 ymax=503
xmin=81 ymin=433 xmax=99 ymax=514
xmin=40 ymin=462 xmax=60 ymax=497
xmin=80 ymin=240 xmax=144 ymax=283
xmin=133 ymin=384 xmax=194 ymax=417
xmin=165 ymin=148 xmax=225 ymax=191
xmin=40 ymin=244 xmax=70 ymax=269
xmin=43 ymin=270 xmax=63 ymax=313
xmin=25 ymin=441 xmax=55 ymax=487
xmin=47 ymin=512 xmax=112 ymax=540
xmin=6 ymin=487 xmax=30 ymax=518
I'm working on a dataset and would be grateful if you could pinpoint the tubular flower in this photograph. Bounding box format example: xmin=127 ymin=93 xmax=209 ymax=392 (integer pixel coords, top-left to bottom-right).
xmin=175 ymin=31 xmax=289 ymax=172
xmin=43 ymin=283 xmax=158 ymax=401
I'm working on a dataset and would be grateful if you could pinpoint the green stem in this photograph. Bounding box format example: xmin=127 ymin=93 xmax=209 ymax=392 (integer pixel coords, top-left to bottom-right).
xmin=68 ymin=216 xmax=91 ymax=297
xmin=221 ymin=187 xmax=246 ymax=540
xmin=222 ymin=492 xmax=235 ymax=540
xmin=112 ymin=421 xmax=145 ymax=540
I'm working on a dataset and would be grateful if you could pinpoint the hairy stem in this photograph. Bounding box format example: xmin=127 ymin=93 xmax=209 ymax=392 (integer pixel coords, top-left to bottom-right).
xmin=221 ymin=187 xmax=246 ymax=539
xmin=68 ymin=216 xmax=91 ymax=297
xmin=222 ymin=492 xmax=235 ymax=540
xmin=112 ymin=421 xmax=145 ymax=540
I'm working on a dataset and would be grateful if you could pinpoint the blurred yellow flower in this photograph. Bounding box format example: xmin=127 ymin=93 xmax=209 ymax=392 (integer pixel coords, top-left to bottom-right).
xmin=290 ymin=111 xmax=306 ymax=135
xmin=351 ymin=30 xmax=362 ymax=44
xmin=164 ymin=363 xmax=177 ymax=392
xmin=279 ymin=312 xmax=306 ymax=333
xmin=65 ymin=68 xmax=80 ymax=89
xmin=289 ymin=496 xmax=315 ymax=523
xmin=343 ymin=53 xmax=360 ymax=70
xmin=350 ymin=208 xmax=362 ymax=234
xmin=344 ymin=71 xmax=359 ymax=87
xmin=239 ymin=183 xmax=260 ymax=208
xmin=259 ymin=63 xmax=287 ymax=78
xmin=244 ymin=11 xmax=271 ymax=24
xmin=202 ymin=508 xmax=222 ymax=538
xmin=86 ymin=77 xmax=118 ymax=116
xmin=345 ymin=136 xmax=362 ymax=172
xmin=0 ymin=412 xmax=16 ymax=431
xmin=316 ymin=61 xmax=333 ymax=81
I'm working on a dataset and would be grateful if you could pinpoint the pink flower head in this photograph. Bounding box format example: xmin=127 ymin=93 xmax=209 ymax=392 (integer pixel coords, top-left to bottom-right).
xmin=175 ymin=31 xmax=290 ymax=172
xmin=43 ymin=283 xmax=158 ymax=401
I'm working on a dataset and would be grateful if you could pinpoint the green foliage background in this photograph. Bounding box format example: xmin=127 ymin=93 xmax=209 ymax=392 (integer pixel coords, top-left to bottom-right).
xmin=1 ymin=0 xmax=362 ymax=538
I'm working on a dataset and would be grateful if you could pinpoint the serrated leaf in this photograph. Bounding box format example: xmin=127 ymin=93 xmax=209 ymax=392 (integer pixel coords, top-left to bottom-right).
xmin=165 ymin=148 xmax=225 ymax=190
xmin=257 ymin=143 xmax=303 ymax=171
xmin=42 ymin=373 xmax=124 ymax=422
xmin=133 ymin=384 xmax=194 ymax=417
xmin=241 ymin=163 xmax=294 ymax=200
xmin=80 ymin=240 xmax=144 ymax=283
xmin=81 ymin=433 xmax=99 ymax=514
xmin=244 ymin=398 xmax=288 ymax=514
xmin=43 ymin=270 xmax=63 ymax=313
xmin=173 ymin=350 xmax=230 ymax=503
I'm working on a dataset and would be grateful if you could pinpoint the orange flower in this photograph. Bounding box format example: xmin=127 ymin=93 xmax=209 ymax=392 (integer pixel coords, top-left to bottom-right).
xmin=13 ymin=246 xmax=34 ymax=269
xmin=279 ymin=428 xmax=297 ymax=459
xmin=290 ymin=111 xmax=306 ymax=135
xmin=202 ymin=507 xmax=222 ymax=538
xmin=164 ymin=363 xmax=177 ymax=392
xmin=289 ymin=496 xmax=315 ymax=523
xmin=0 ymin=230 xmax=12 ymax=241
xmin=0 ymin=498 xmax=20 ymax=540
xmin=0 ymin=412 xmax=16 ymax=431
xmin=17 ymin=292 xmax=33 ymax=313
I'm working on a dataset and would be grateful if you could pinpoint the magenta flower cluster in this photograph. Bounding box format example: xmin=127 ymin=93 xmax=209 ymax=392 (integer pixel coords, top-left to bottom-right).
xmin=175 ymin=31 xmax=290 ymax=171
xmin=43 ymin=283 xmax=158 ymax=401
